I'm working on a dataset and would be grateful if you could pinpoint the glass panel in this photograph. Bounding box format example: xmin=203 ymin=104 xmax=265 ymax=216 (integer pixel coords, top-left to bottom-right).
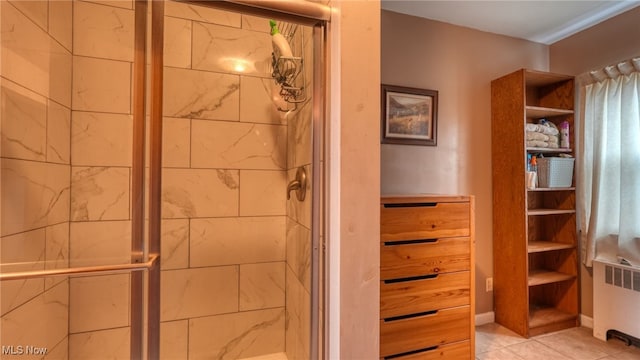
xmin=159 ymin=2 xmax=317 ymax=359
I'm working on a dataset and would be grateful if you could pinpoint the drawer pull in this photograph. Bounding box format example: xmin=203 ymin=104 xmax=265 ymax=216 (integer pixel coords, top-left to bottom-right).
xmin=384 ymin=202 xmax=437 ymax=208
xmin=384 ymin=273 xmax=438 ymax=284
xmin=384 ymin=309 xmax=438 ymax=322
xmin=384 ymin=239 xmax=438 ymax=246
xmin=384 ymin=345 xmax=439 ymax=360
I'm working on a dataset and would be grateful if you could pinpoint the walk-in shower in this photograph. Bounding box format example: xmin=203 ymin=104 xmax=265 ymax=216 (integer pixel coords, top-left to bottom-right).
xmin=0 ymin=0 xmax=328 ymax=358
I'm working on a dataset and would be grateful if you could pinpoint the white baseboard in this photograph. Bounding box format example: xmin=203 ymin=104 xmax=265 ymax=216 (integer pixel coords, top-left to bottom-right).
xmin=580 ymin=314 xmax=594 ymax=328
xmin=475 ymin=311 xmax=495 ymax=326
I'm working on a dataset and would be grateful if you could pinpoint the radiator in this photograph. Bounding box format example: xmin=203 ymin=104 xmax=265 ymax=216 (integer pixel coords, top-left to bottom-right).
xmin=593 ymin=259 xmax=640 ymax=343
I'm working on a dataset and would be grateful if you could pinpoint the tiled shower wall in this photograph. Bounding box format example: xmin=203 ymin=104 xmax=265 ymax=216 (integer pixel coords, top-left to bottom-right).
xmin=160 ymin=1 xmax=312 ymax=358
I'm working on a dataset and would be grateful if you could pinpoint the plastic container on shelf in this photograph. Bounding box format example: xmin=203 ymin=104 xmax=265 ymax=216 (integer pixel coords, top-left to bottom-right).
xmin=537 ymin=157 xmax=574 ymax=188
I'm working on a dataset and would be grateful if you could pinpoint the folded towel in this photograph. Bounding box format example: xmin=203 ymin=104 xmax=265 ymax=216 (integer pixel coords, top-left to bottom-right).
xmin=526 ymin=123 xmax=559 ymax=136
xmin=527 ymin=140 xmax=549 ymax=148
xmin=526 ymin=131 xmax=549 ymax=141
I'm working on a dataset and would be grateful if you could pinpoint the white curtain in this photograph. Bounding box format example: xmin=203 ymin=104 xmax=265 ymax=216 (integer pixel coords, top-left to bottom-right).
xmin=579 ymin=59 xmax=640 ymax=267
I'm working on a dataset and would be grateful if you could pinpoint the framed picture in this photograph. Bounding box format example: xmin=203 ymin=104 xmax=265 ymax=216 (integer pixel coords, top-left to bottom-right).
xmin=381 ymin=84 xmax=438 ymax=146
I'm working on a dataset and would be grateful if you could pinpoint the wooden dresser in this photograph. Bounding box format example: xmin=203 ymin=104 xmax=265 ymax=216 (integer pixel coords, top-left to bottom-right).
xmin=380 ymin=195 xmax=475 ymax=359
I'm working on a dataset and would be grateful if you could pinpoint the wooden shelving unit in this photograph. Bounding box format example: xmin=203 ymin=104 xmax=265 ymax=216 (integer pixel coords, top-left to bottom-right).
xmin=491 ymin=69 xmax=579 ymax=338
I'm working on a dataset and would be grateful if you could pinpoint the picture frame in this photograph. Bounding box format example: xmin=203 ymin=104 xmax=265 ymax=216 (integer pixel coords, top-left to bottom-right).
xmin=381 ymin=84 xmax=438 ymax=146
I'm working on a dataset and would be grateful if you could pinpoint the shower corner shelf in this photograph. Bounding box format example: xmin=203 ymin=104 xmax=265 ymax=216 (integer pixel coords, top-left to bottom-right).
xmin=271 ymin=22 xmax=306 ymax=112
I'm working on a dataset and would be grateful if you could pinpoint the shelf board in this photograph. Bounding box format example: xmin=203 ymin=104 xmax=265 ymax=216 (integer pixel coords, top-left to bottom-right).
xmin=528 ymin=269 xmax=575 ymax=286
xmin=525 ymin=70 xmax=574 ymax=87
xmin=529 ymin=305 xmax=577 ymax=329
xmin=528 ymin=241 xmax=575 ymax=253
xmin=528 ymin=209 xmax=576 ymax=216
xmin=526 ymin=106 xmax=574 ymax=118
xmin=528 ymin=187 xmax=575 ymax=192
xmin=526 ymin=147 xmax=572 ymax=154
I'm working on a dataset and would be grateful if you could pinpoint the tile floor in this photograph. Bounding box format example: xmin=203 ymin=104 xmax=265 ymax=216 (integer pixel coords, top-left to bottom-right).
xmin=476 ymin=323 xmax=640 ymax=360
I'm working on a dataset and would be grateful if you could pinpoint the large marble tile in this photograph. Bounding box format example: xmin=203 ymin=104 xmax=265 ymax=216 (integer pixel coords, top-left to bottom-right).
xmin=1 ymin=79 xmax=47 ymax=161
xmin=286 ymin=218 xmax=311 ymax=293
xmin=192 ymin=21 xmax=272 ymax=77
xmin=240 ymin=170 xmax=287 ymax=216
xmin=190 ymin=216 xmax=286 ymax=267
xmin=47 ymin=100 xmax=71 ymax=164
xmin=506 ymin=340 xmax=572 ymax=360
xmin=285 ymin=266 xmax=310 ymax=360
xmin=534 ymin=327 xmax=627 ymax=360
xmin=69 ymin=274 xmax=129 ymax=333
xmin=0 ymin=280 xmax=69 ymax=355
xmin=1 ymin=228 xmax=46 ymax=316
xmin=45 ymin=222 xmax=70 ymax=290
xmin=162 ymin=117 xmax=190 ymax=168
xmin=242 ymin=15 xmax=271 ymax=33
xmin=45 ymin=336 xmax=69 ymax=360
xmin=82 ymin=0 xmax=133 ymax=10
xmin=189 ymin=308 xmax=285 ymax=359
xmin=191 ymin=120 xmax=286 ymax=170
xmin=164 ymin=16 xmax=192 ymax=69
xmin=72 ymin=56 xmax=131 ymax=114
xmin=240 ymin=262 xmax=285 ymax=311
xmin=240 ymin=76 xmax=283 ymax=124
xmin=161 ymin=266 xmax=238 ymax=321
xmin=73 ymin=1 xmax=134 ymax=62
xmin=71 ymin=111 xmax=133 ymax=167
xmin=160 ymin=219 xmax=189 ymax=270
xmin=164 ymin=1 xmax=240 ymax=27
xmin=160 ymin=320 xmax=188 ymax=360
xmin=8 ymin=0 xmax=48 ymax=30
xmin=287 ymin=100 xmax=313 ymax=169
xmin=286 ymin=164 xmax=312 ymax=229
xmin=68 ymin=326 xmax=130 ymax=360
xmin=49 ymin=32 xmax=73 ymax=108
xmin=48 ymin=0 xmax=73 ymax=51
xmin=1 ymin=159 xmax=70 ymax=236
xmin=162 ymin=168 xmax=239 ymax=218
xmin=163 ymin=67 xmax=239 ymax=121
xmin=71 ymin=167 xmax=130 ymax=221
xmin=69 ymin=220 xmax=131 ymax=267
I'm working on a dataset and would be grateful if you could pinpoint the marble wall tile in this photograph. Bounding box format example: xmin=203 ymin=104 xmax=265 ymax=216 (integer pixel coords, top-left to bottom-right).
xmin=163 ymin=67 xmax=239 ymax=120
xmin=240 ymin=262 xmax=285 ymax=311
xmin=286 ymin=218 xmax=311 ymax=293
xmin=160 ymin=320 xmax=188 ymax=360
xmin=71 ymin=167 xmax=130 ymax=221
xmin=287 ymin=100 xmax=313 ymax=169
xmin=68 ymin=327 xmax=130 ymax=360
xmin=192 ymin=21 xmax=272 ymax=77
xmin=161 ymin=266 xmax=238 ymax=321
xmin=242 ymin=15 xmax=271 ymax=33
xmin=285 ymin=266 xmax=310 ymax=360
xmin=165 ymin=1 xmax=240 ymax=27
xmin=1 ymin=159 xmax=70 ymax=236
xmin=45 ymin=337 xmax=69 ymax=360
xmin=162 ymin=117 xmax=190 ymax=168
xmin=161 ymin=219 xmax=189 ymax=270
xmin=73 ymin=1 xmax=134 ymax=62
xmin=49 ymin=35 xmax=73 ymax=108
xmin=45 ymin=222 xmax=70 ymax=290
xmin=190 ymin=217 xmax=285 ymax=267
xmin=287 ymin=164 xmax=312 ymax=229
xmin=47 ymin=100 xmax=71 ymax=164
xmin=0 ymin=280 xmax=69 ymax=355
xmin=164 ymin=16 xmax=192 ymax=69
xmin=240 ymin=170 xmax=287 ymax=216
xmin=72 ymin=56 xmax=131 ymax=114
xmin=69 ymin=220 xmax=131 ymax=267
xmin=1 ymin=79 xmax=47 ymax=161
xmin=69 ymin=274 xmax=129 ymax=333
xmin=0 ymin=228 xmax=45 ymax=316
xmin=71 ymin=111 xmax=133 ymax=167
xmin=7 ymin=0 xmax=48 ymax=32
xmin=48 ymin=0 xmax=73 ymax=51
xmin=189 ymin=308 xmax=285 ymax=359
xmin=240 ymin=76 xmax=283 ymax=124
xmin=162 ymin=168 xmax=239 ymax=218
xmin=191 ymin=120 xmax=286 ymax=170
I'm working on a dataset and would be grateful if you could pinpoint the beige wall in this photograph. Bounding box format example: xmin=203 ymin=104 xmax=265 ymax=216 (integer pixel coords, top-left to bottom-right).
xmin=550 ymin=6 xmax=640 ymax=319
xmin=381 ymin=10 xmax=549 ymax=315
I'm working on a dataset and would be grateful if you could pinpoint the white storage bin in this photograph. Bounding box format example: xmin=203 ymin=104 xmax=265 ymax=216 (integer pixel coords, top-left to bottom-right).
xmin=537 ymin=157 xmax=574 ymax=188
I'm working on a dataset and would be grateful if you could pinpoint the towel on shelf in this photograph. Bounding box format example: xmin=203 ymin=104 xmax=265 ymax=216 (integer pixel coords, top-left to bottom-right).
xmin=526 ymin=131 xmax=550 ymax=141
xmin=526 ymin=123 xmax=559 ymax=136
xmin=527 ymin=140 xmax=549 ymax=148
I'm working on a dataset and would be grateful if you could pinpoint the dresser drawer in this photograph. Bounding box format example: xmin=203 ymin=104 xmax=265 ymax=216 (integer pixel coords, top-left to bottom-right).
xmin=381 ymin=237 xmax=470 ymax=280
xmin=381 ymin=271 xmax=470 ymax=319
xmin=380 ymin=306 xmax=470 ymax=358
xmin=381 ymin=340 xmax=470 ymax=360
xmin=381 ymin=202 xmax=470 ymax=242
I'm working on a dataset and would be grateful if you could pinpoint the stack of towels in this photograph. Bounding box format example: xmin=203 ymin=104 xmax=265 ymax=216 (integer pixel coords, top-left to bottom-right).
xmin=526 ymin=123 xmax=559 ymax=148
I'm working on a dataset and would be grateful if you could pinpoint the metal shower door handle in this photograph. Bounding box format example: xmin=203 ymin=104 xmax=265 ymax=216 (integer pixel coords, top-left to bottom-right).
xmin=287 ymin=166 xmax=307 ymax=201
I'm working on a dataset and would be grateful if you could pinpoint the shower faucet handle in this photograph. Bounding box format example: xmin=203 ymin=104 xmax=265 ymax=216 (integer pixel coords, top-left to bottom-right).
xmin=287 ymin=167 xmax=307 ymax=201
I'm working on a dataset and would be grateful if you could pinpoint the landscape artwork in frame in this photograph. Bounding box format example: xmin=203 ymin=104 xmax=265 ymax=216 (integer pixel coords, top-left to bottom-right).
xmin=381 ymin=84 xmax=438 ymax=146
